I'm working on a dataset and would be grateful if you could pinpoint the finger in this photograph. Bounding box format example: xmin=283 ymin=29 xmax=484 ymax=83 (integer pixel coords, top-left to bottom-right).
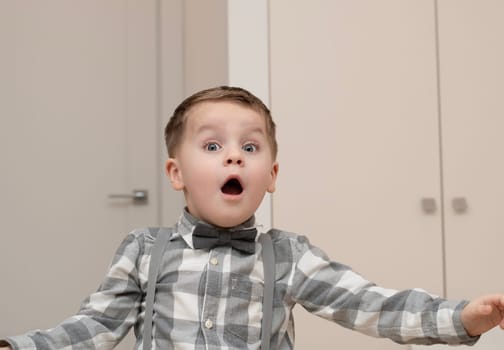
xmin=478 ymin=304 xmax=493 ymax=315
xmin=487 ymin=295 xmax=504 ymax=312
xmin=481 ymin=294 xmax=504 ymax=309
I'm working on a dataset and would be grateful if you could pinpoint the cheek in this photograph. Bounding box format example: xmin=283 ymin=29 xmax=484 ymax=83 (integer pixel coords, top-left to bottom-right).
xmin=184 ymin=164 xmax=218 ymax=190
xmin=250 ymin=163 xmax=275 ymax=187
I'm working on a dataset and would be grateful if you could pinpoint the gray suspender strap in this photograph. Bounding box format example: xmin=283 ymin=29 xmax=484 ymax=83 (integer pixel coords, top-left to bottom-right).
xmin=260 ymin=232 xmax=275 ymax=350
xmin=143 ymin=227 xmax=172 ymax=350
xmin=142 ymin=229 xmax=275 ymax=350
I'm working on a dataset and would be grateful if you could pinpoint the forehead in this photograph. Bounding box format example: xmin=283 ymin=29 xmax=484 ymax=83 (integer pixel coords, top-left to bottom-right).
xmin=185 ymin=101 xmax=266 ymax=131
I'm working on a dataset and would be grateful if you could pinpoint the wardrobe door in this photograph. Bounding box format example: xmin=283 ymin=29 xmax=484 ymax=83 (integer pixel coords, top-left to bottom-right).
xmin=439 ymin=1 xmax=504 ymax=348
xmin=270 ymin=1 xmax=442 ymax=349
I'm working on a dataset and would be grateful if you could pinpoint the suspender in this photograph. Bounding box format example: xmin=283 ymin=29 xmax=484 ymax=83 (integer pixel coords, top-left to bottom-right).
xmin=259 ymin=233 xmax=275 ymax=350
xmin=142 ymin=229 xmax=275 ymax=350
xmin=143 ymin=227 xmax=172 ymax=350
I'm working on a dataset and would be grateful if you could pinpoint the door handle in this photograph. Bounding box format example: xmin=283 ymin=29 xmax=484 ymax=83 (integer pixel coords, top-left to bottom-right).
xmin=452 ymin=197 xmax=468 ymax=214
xmin=109 ymin=189 xmax=148 ymax=203
xmin=421 ymin=197 xmax=437 ymax=214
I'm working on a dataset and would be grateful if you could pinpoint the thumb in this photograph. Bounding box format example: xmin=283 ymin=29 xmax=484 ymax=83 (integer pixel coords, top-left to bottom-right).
xmin=477 ymin=304 xmax=493 ymax=315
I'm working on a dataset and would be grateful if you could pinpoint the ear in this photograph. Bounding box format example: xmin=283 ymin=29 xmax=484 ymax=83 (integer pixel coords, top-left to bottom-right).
xmin=267 ymin=162 xmax=279 ymax=193
xmin=165 ymin=158 xmax=184 ymax=191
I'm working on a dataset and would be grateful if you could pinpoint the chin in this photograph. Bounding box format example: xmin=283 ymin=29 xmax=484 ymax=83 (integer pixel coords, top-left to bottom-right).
xmin=212 ymin=219 xmax=245 ymax=228
xmin=210 ymin=212 xmax=253 ymax=228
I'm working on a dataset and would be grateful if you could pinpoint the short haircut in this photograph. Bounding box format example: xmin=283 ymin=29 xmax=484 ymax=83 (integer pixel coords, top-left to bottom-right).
xmin=164 ymin=86 xmax=278 ymax=159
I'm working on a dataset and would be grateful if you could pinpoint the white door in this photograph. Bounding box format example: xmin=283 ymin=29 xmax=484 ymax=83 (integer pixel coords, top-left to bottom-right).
xmin=269 ymin=1 xmax=442 ymax=349
xmin=440 ymin=0 xmax=504 ymax=300
xmin=269 ymin=1 xmax=504 ymax=349
xmin=0 ymin=2 xmax=174 ymax=349
xmin=440 ymin=0 xmax=504 ymax=348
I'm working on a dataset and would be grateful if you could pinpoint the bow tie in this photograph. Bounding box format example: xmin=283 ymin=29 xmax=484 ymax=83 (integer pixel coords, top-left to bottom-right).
xmin=192 ymin=223 xmax=257 ymax=254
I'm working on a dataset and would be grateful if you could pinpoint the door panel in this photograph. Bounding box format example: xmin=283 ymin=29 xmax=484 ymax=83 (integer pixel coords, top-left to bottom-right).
xmin=439 ymin=1 xmax=504 ymax=347
xmin=440 ymin=0 xmax=504 ymax=299
xmin=270 ymin=1 xmax=442 ymax=348
xmin=0 ymin=2 xmax=163 ymax=348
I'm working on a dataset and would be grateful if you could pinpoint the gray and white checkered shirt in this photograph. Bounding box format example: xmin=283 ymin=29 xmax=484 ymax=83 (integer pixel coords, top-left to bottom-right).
xmin=5 ymin=210 xmax=478 ymax=349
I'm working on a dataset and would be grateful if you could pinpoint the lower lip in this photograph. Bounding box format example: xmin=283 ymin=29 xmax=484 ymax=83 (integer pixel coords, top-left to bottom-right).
xmin=221 ymin=192 xmax=243 ymax=200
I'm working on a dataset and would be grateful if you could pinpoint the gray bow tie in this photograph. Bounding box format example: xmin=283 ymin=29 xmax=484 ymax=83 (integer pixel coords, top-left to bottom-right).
xmin=192 ymin=223 xmax=257 ymax=254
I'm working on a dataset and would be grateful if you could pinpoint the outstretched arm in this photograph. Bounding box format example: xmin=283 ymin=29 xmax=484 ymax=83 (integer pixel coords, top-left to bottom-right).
xmin=1 ymin=233 xmax=144 ymax=350
xmin=461 ymin=294 xmax=504 ymax=336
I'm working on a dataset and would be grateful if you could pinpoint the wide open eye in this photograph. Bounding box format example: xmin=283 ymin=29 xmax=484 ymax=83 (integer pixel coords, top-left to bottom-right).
xmin=242 ymin=143 xmax=258 ymax=152
xmin=205 ymin=142 xmax=221 ymax=152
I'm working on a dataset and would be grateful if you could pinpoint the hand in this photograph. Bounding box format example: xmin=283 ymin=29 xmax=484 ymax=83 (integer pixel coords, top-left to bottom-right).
xmin=461 ymin=294 xmax=504 ymax=336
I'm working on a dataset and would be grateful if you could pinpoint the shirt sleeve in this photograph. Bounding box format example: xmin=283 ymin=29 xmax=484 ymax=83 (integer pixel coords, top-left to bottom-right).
xmin=286 ymin=234 xmax=479 ymax=346
xmin=4 ymin=233 xmax=144 ymax=350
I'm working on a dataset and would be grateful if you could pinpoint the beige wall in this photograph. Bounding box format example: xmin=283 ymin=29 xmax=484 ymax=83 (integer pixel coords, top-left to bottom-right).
xmin=182 ymin=0 xmax=228 ymax=96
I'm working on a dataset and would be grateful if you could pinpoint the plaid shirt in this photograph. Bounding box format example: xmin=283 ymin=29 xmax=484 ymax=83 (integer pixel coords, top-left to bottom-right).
xmin=5 ymin=210 xmax=478 ymax=350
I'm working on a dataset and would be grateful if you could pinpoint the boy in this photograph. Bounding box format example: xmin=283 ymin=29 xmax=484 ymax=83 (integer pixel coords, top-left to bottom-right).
xmin=2 ymin=86 xmax=504 ymax=349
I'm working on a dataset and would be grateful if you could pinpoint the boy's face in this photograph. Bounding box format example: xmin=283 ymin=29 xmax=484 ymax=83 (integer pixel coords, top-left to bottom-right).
xmin=165 ymin=101 xmax=279 ymax=228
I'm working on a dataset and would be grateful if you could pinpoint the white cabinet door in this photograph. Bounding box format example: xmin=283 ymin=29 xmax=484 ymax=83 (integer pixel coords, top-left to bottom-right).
xmin=439 ymin=0 xmax=504 ymax=299
xmin=270 ymin=1 xmax=442 ymax=349
xmin=439 ymin=0 xmax=504 ymax=347
xmin=0 ymin=2 xmax=171 ymax=349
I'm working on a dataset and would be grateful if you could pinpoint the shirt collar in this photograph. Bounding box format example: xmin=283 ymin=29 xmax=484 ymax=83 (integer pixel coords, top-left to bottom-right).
xmin=173 ymin=208 xmax=258 ymax=249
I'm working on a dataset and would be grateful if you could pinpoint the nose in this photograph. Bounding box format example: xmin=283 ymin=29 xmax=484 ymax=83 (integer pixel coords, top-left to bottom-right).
xmin=226 ymin=158 xmax=243 ymax=166
xmin=225 ymin=148 xmax=244 ymax=166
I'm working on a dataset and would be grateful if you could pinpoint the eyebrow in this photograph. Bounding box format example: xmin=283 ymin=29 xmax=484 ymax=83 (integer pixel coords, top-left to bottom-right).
xmin=195 ymin=124 xmax=266 ymax=136
xmin=194 ymin=124 xmax=217 ymax=134
xmin=243 ymin=126 xmax=266 ymax=135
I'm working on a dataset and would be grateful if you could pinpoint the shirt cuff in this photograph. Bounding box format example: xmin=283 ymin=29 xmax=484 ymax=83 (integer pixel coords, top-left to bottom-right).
xmin=452 ymin=300 xmax=480 ymax=345
xmin=1 ymin=336 xmax=37 ymax=350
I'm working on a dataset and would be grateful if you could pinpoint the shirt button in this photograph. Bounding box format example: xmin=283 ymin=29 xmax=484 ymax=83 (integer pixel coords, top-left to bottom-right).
xmin=205 ymin=319 xmax=213 ymax=329
xmin=209 ymin=257 xmax=218 ymax=266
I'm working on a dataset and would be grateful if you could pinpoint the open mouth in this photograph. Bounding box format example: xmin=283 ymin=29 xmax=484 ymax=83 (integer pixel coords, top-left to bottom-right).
xmin=221 ymin=178 xmax=243 ymax=195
